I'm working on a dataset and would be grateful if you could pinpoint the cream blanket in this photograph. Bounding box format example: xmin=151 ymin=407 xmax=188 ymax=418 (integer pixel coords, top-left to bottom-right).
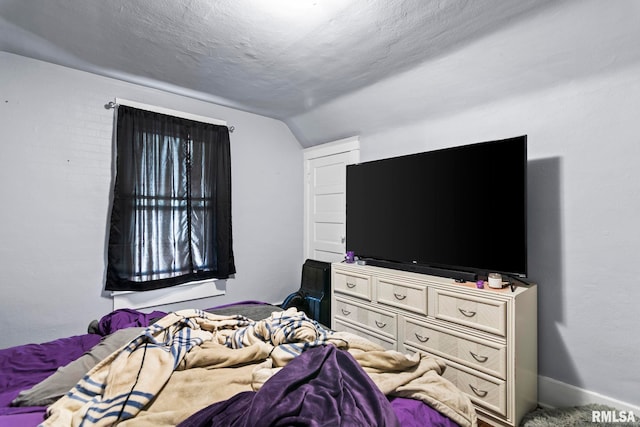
xmin=42 ymin=308 xmax=477 ymax=427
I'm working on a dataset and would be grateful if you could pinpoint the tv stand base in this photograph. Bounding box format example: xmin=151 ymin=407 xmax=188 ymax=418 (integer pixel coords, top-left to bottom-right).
xmin=362 ymin=259 xmax=478 ymax=282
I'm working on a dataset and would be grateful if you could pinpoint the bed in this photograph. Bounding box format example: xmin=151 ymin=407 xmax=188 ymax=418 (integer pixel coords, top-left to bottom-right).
xmin=1 ymin=301 xmax=477 ymax=427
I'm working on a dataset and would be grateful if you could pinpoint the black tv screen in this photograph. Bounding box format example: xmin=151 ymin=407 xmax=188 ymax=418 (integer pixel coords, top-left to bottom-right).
xmin=346 ymin=136 xmax=527 ymax=280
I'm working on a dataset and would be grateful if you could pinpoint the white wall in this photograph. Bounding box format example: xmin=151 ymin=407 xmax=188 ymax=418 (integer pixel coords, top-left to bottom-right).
xmin=0 ymin=52 xmax=304 ymax=348
xmin=356 ymin=65 xmax=640 ymax=409
xmin=286 ymin=0 xmax=640 ymax=410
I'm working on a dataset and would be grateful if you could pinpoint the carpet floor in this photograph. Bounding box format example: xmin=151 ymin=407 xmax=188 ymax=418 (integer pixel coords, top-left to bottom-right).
xmin=520 ymin=404 xmax=638 ymax=427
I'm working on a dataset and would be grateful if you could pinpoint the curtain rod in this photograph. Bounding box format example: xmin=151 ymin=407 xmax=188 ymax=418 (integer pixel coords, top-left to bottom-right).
xmin=104 ymin=100 xmax=235 ymax=133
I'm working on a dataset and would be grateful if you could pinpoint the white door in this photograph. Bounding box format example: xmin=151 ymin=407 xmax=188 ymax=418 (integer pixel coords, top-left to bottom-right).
xmin=304 ymin=137 xmax=360 ymax=262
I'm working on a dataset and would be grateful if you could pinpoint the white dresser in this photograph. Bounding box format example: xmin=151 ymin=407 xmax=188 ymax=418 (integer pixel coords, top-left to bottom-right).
xmin=331 ymin=262 xmax=537 ymax=427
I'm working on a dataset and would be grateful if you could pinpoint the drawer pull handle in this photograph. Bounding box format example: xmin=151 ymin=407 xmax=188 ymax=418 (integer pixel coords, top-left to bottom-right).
xmin=458 ymin=308 xmax=476 ymax=317
xmin=470 ymin=352 xmax=488 ymax=363
xmin=375 ymin=320 xmax=387 ymax=328
xmin=341 ymin=309 xmax=351 ymax=316
xmin=346 ymin=282 xmax=356 ymax=288
xmin=393 ymin=293 xmax=407 ymax=300
xmin=469 ymin=384 xmax=488 ymax=397
xmin=415 ymin=333 xmax=430 ymax=343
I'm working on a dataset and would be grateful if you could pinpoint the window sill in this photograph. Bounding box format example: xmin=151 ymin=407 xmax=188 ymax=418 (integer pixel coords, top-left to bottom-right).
xmin=111 ymin=279 xmax=225 ymax=310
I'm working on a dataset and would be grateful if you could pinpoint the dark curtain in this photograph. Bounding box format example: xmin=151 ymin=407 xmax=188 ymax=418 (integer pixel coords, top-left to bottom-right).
xmin=106 ymin=105 xmax=235 ymax=292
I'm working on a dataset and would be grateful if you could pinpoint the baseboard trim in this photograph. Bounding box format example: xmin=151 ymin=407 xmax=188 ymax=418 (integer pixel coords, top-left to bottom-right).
xmin=539 ymin=375 xmax=640 ymax=413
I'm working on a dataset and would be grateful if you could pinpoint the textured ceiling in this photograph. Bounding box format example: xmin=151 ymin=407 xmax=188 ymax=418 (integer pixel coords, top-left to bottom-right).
xmin=0 ymin=0 xmax=557 ymax=123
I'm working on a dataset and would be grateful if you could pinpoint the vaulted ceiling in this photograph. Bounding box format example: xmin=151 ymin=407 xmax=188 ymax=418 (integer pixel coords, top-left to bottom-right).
xmin=1 ymin=1 xmax=557 ymax=129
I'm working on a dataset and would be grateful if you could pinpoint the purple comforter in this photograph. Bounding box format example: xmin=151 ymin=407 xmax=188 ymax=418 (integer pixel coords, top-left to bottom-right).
xmin=179 ymin=345 xmax=401 ymax=427
xmin=0 ymin=333 xmax=101 ymax=426
xmin=179 ymin=345 xmax=458 ymax=427
xmin=0 ymin=308 xmax=163 ymax=426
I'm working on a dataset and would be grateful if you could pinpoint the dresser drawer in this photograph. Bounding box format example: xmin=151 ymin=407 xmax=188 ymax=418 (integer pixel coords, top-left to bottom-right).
xmin=432 ymin=290 xmax=507 ymax=336
xmin=377 ymin=277 xmax=427 ymax=315
xmin=334 ymin=319 xmax=396 ymax=350
xmin=401 ymin=317 xmax=506 ymax=379
xmin=334 ymin=271 xmax=372 ymax=301
xmin=442 ymin=361 xmax=507 ymax=416
xmin=334 ymin=297 xmax=397 ymax=338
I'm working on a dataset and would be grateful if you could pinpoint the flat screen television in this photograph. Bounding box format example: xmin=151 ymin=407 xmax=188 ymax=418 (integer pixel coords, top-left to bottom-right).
xmin=346 ymin=135 xmax=527 ymax=281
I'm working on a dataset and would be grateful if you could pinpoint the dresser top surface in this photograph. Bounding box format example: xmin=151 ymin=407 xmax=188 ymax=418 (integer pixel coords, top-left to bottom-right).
xmin=332 ymin=262 xmax=536 ymax=298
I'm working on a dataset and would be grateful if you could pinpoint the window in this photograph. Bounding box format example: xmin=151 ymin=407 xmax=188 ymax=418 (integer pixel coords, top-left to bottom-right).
xmin=106 ymin=105 xmax=235 ymax=292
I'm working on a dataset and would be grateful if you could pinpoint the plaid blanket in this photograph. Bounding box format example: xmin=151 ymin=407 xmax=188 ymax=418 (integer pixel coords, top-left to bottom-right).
xmin=41 ymin=308 xmax=477 ymax=427
xmin=217 ymin=308 xmax=335 ymax=366
xmin=41 ymin=309 xmax=251 ymax=427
